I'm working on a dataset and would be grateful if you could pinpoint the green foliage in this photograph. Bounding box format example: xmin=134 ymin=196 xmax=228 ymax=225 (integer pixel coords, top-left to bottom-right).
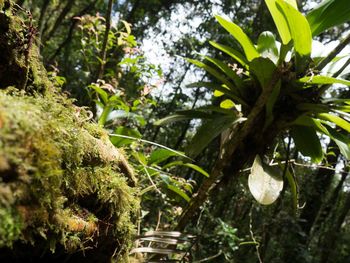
xmin=307 ymin=0 xmax=350 ymax=36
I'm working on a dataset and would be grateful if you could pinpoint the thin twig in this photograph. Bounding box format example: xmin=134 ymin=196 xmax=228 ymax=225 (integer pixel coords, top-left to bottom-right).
xmin=97 ymin=0 xmax=113 ymax=80
xmin=249 ymin=206 xmax=263 ymax=263
xmin=193 ymin=250 xmax=223 ymax=262
xmin=108 ymin=133 xmax=192 ymax=160
xmin=316 ymin=33 xmax=350 ymax=72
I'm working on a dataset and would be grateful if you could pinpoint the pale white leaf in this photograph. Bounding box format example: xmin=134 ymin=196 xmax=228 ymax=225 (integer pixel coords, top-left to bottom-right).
xmin=248 ymin=155 xmax=283 ymax=205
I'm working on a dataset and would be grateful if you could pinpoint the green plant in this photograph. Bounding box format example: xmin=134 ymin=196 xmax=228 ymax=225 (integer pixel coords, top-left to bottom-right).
xmin=156 ymin=0 xmax=350 ymax=229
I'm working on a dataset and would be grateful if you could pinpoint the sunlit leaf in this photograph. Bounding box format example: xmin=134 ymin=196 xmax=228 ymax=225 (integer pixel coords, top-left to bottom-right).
xmin=214 ymin=90 xmax=224 ymax=97
xmin=317 ymin=113 xmax=350 ymax=133
xmin=248 ymin=155 xmax=283 ymax=205
xmin=167 ymin=185 xmax=191 ymax=202
xmin=265 ymin=0 xmax=293 ymax=44
xmin=307 ymin=0 xmax=350 ymax=36
xmin=275 ymin=0 xmax=312 ymax=61
xmin=298 ymin=75 xmax=350 ymax=86
xmin=220 ymin=99 xmax=235 ymax=109
xmin=215 ymin=15 xmax=260 ymax=61
xmin=290 ymin=125 xmax=323 ymax=162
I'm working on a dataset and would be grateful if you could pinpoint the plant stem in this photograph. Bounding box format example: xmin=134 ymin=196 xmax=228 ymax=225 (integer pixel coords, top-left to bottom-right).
xmin=97 ymin=0 xmax=114 ymax=80
xmin=315 ymin=33 xmax=350 ymax=72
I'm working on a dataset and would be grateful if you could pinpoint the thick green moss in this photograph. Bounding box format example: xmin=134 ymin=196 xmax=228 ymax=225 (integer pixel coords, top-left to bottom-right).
xmin=0 ymin=1 xmax=139 ymax=261
xmin=0 ymin=90 xmax=139 ymax=262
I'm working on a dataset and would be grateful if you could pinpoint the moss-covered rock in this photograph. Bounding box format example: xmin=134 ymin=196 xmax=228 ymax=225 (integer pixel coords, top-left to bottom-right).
xmin=0 ymin=1 xmax=139 ymax=262
xmin=0 ymin=90 xmax=139 ymax=262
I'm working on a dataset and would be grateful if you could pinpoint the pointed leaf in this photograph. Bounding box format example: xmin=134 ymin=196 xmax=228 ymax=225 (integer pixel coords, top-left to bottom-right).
xmin=187 ymin=82 xmax=240 ymax=101
xmin=307 ymin=0 xmax=350 ymax=36
xmin=215 ymin=15 xmax=260 ymax=61
xmin=214 ymin=90 xmax=224 ymax=97
xmin=186 ymin=116 xmax=244 ymax=158
xmin=290 ymin=125 xmax=323 ymax=162
xmin=149 ymin=149 xmax=182 ymax=165
xmin=204 ymin=56 xmax=243 ymax=88
xmin=186 ymin=58 xmax=235 ymax=90
xmin=265 ymin=0 xmax=292 ymax=44
xmin=248 ymin=155 xmax=284 ymax=205
xmin=209 ymin=41 xmax=249 ymax=68
xmin=167 ymin=185 xmax=191 ymax=202
xmin=163 ymin=161 xmax=209 ymax=177
xmin=155 ymin=110 xmax=213 ymax=125
xmin=220 ymin=99 xmax=235 ymax=109
xmin=317 ymin=113 xmax=350 ymax=133
xmin=326 ymin=126 xmax=350 ymax=160
xmin=298 ymin=75 xmax=350 ymax=86
xmin=276 ymin=0 xmax=312 ymax=58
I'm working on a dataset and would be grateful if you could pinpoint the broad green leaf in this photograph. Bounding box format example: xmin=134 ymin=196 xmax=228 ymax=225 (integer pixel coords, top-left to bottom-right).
xmin=186 ymin=116 xmax=244 ymax=158
xmin=249 ymin=57 xmax=277 ymax=90
xmin=326 ymin=126 xmax=350 ymax=160
xmin=248 ymin=155 xmax=284 ymax=205
xmin=209 ymin=41 xmax=249 ymax=68
xmin=220 ymin=99 xmax=235 ymax=109
xmin=290 ymin=125 xmax=323 ymax=162
xmin=276 ymin=0 xmax=312 ymax=59
xmin=307 ymin=0 xmax=350 ymax=36
xmin=257 ymin=31 xmax=279 ymax=64
xmin=215 ymin=15 xmax=260 ymax=61
xmin=149 ymin=149 xmax=181 ymax=165
xmin=292 ymin=115 xmax=329 ymax=135
xmin=317 ymin=113 xmax=350 ymax=133
xmin=154 ymin=110 xmax=213 ymax=125
xmin=298 ymin=75 xmax=350 ymax=86
xmin=167 ymin=185 xmax=191 ymax=202
xmin=265 ymin=0 xmax=292 ymax=44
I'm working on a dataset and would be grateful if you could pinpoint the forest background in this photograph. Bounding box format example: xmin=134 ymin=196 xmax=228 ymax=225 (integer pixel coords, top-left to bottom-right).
xmin=1 ymin=0 xmax=350 ymax=262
